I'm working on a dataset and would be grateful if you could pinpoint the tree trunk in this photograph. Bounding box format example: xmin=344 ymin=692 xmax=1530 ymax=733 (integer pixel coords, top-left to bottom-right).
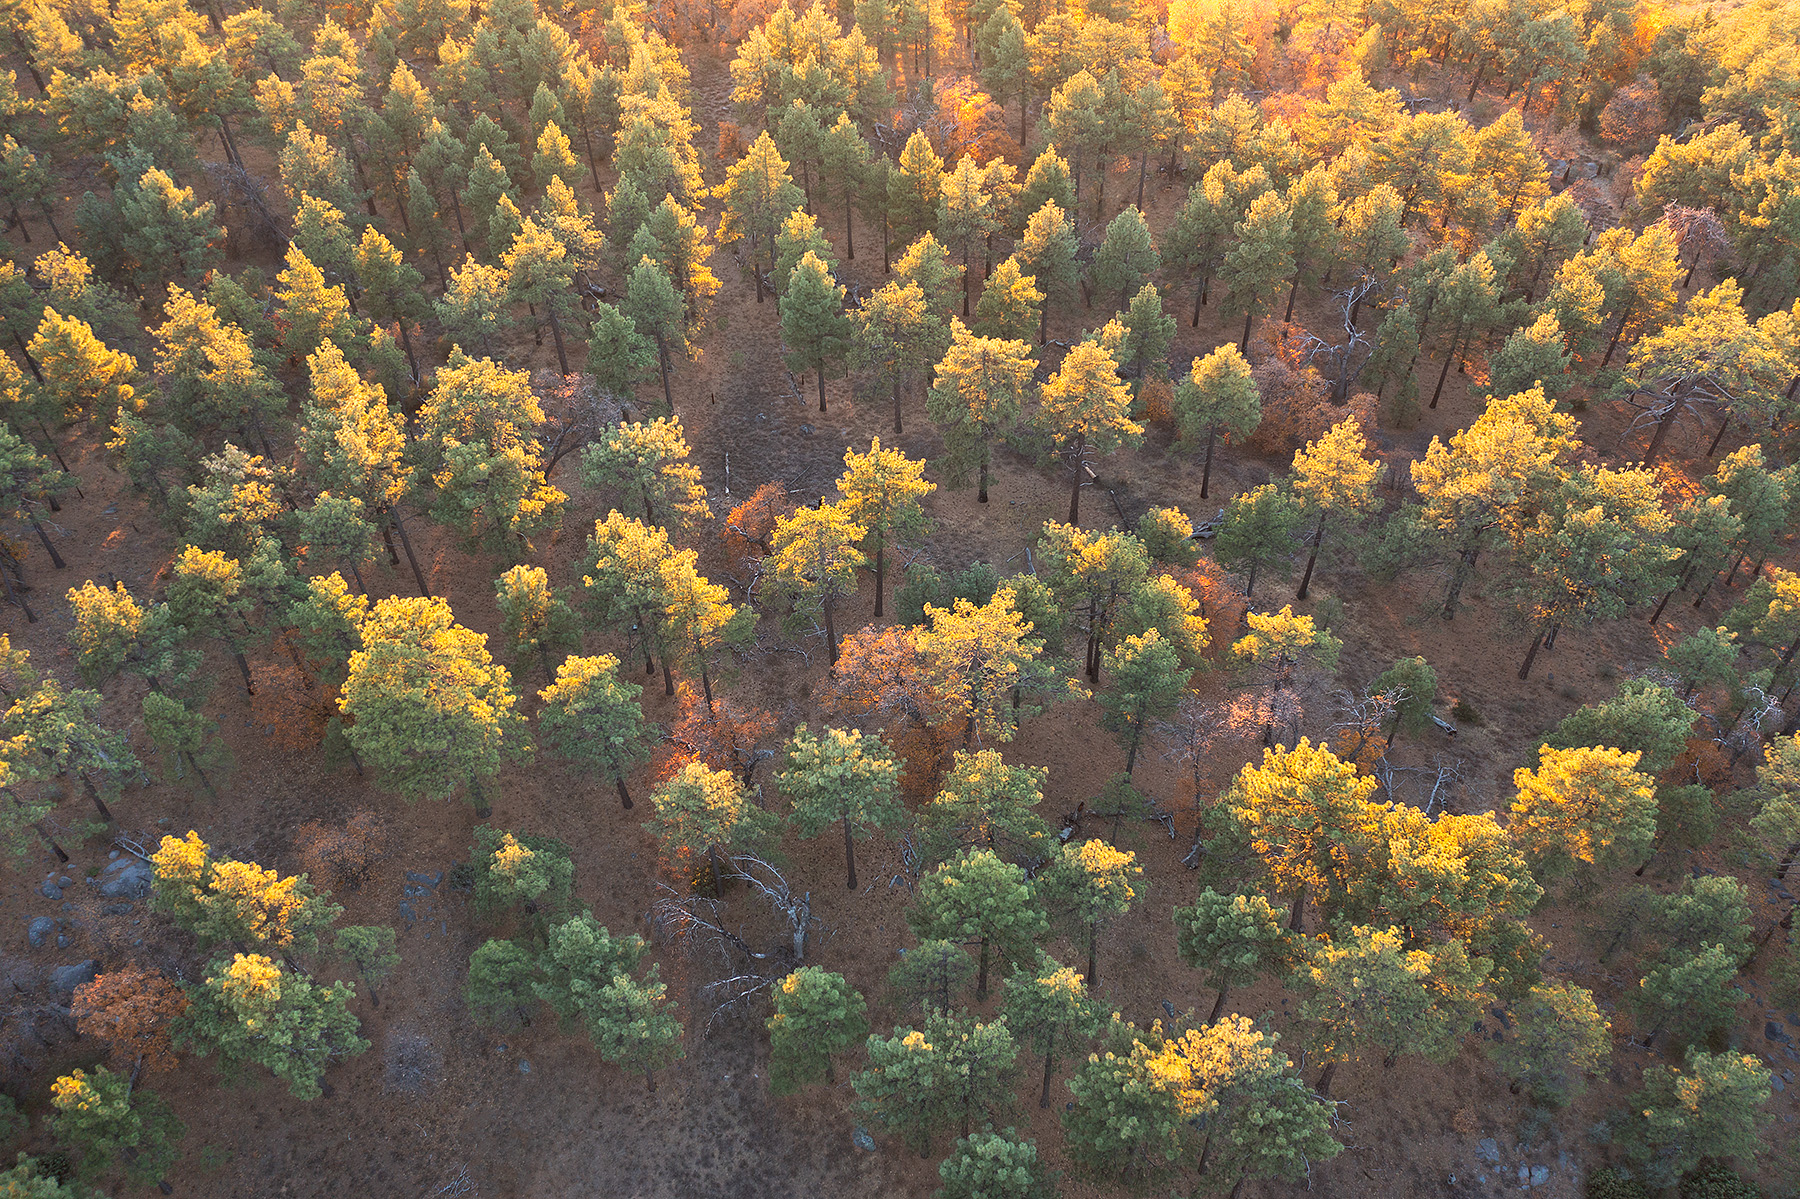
xmin=1240 ymin=307 xmax=1255 ymax=352
xmin=1067 ymin=434 xmax=1085 ymax=524
xmin=81 ymin=775 xmax=113 ymax=823
xmin=1428 ymin=329 xmax=1461 ymax=409
xmin=1 ymin=562 xmax=35 ymax=623
xmin=1284 ymin=273 xmax=1301 ymax=322
xmin=657 ymin=336 xmax=674 ymax=413
xmin=1316 ymin=1059 xmax=1338 ymax=1096
xmin=1296 ymin=514 xmax=1326 ymax=600
xmin=1192 ymin=275 xmax=1205 ymax=327
xmin=1706 ymin=407 xmax=1731 ymax=457
xmin=845 ymin=190 xmax=855 ymax=260
xmin=1207 ymin=984 xmax=1230 ymax=1025
xmin=546 ymin=307 xmax=570 ymax=376
xmin=1517 ymin=624 xmax=1548 ymax=680
xmin=1648 ymin=588 xmax=1675 ymax=624
xmin=818 ymin=368 xmax=828 ymax=414
xmin=976 ymin=935 xmax=991 ymax=1000
xmin=823 ymin=592 xmax=839 ymax=664
xmin=1641 ymin=405 xmax=1678 ymax=466
xmin=978 ymin=441 xmax=990 ymax=503
xmin=615 ymin=777 xmax=633 ymax=810
xmin=234 ymin=651 xmax=255 ymax=696
xmin=1087 ymin=919 xmax=1099 ymax=989
xmin=873 ymin=540 xmax=885 ymax=619
xmin=1137 ymin=151 xmax=1148 ymax=209
xmin=892 ymin=376 xmax=903 ymax=435
xmin=1601 ymin=298 xmax=1633 ymax=368
xmin=1288 ymin=885 xmax=1306 ymax=932
xmin=391 ymin=512 xmax=431 ymax=597
xmin=1199 ymin=423 xmax=1218 ymax=499
xmin=843 ymin=816 xmax=858 ymax=890
xmin=1039 ymin=1050 xmax=1055 ymax=1107
xmin=27 ymin=516 xmax=62 ymax=569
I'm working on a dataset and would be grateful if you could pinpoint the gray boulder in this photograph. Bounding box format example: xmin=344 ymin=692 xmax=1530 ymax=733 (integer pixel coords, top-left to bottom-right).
xmin=50 ymin=960 xmax=99 ymax=994
xmin=98 ymin=859 xmax=154 ymax=900
xmin=26 ymin=918 xmax=54 ymax=949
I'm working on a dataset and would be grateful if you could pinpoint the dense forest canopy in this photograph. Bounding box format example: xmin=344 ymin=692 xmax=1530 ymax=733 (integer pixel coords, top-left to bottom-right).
xmin=0 ymin=0 xmax=1795 ymax=1191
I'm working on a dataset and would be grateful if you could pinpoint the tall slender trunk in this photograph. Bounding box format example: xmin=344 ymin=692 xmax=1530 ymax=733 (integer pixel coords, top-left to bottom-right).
xmin=1517 ymin=623 xmax=1549 ymax=680
xmin=892 ymin=376 xmax=903 ymax=434
xmin=978 ymin=441 xmax=990 ymax=503
xmin=1207 ymin=984 xmax=1230 ymax=1025
xmin=1648 ymin=588 xmax=1676 ymax=624
xmin=842 ymin=816 xmax=858 ymax=890
xmin=1288 ymin=885 xmax=1306 ymax=932
xmin=845 ymin=189 xmax=855 ymax=260
xmin=546 ymin=307 xmax=569 ymax=376
xmin=1283 ymin=273 xmax=1301 ymax=322
xmin=1706 ymin=407 xmax=1731 ymax=457
xmin=976 ymin=935 xmax=990 ymax=1000
xmin=234 ymin=651 xmax=254 ymax=696
xmin=1136 ymin=151 xmax=1148 ymax=208
xmin=1239 ymin=308 xmax=1255 ymax=352
xmin=873 ymin=539 xmax=885 ymax=618
xmin=2 ymin=561 xmax=36 ymax=622
xmin=1601 ymin=298 xmax=1634 ymax=368
xmin=657 ymin=335 xmax=674 ymax=413
xmin=1429 ymin=328 xmax=1462 ymax=408
xmin=1296 ymin=514 xmax=1326 ymax=600
xmin=615 ymin=777 xmax=633 ymax=810
xmin=1642 ymin=406 xmax=1678 ymax=466
xmin=1087 ymin=919 xmax=1099 ymax=989
xmin=1199 ymin=423 xmax=1219 ymax=498
xmin=1039 ymin=1050 xmax=1055 ymax=1107
xmin=1067 ymin=433 xmax=1086 ymax=524
xmin=823 ymin=593 xmax=839 ymax=663
xmin=1315 ymin=1060 xmax=1337 ymax=1096
xmin=817 ymin=368 xmax=828 ymax=413
xmin=27 ymin=516 xmax=62 ymax=569
xmin=390 ymin=512 xmax=431 ymax=597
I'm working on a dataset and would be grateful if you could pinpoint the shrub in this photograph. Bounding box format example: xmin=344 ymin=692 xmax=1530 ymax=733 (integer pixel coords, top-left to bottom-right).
xmin=1680 ymin=1164 xmax=1760 ymax=1199
xmin=1587 ymin=1167 xmax=1649 ymax=1199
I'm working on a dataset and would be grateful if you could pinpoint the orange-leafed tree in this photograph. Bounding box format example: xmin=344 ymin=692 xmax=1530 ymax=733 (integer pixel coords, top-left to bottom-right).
xmin=655 ymin=680 xmax=781 ymax=788
xmin=720 ymin=481 xmax=795 ymax=573
xmin=73 ymin=967 xmax=188 ymax=1074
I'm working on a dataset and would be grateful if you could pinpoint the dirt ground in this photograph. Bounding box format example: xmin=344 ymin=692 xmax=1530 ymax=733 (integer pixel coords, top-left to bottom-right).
xmin=0 ymin=37 xmax=1792 ymax=1199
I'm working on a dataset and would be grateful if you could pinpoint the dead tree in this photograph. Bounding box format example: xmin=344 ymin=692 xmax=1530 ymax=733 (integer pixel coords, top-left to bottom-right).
xmin=1299 ymin=278 xmax=1381 ymax=404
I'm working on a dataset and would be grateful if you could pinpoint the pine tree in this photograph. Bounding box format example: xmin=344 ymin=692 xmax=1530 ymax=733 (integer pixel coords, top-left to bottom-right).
xmin=1172 ymin=343 xmax=1260 ymax=499
xmin=938 ymin=1130 xmax=1056 ymax=1199
xmin=1219 ymin=190 xmax=1296 ymax=352
xmin=1621 ymin=1049 xmax=1770 ymax=1186
xmin=177 ymin=952 xmax=369 ymax=1100
xmin=537 ymin=655 xmax=655 ymax=811
xmin=48 ymin=1066 xmax=183 ymax=1185
xmin=1089 ymin=205 xmax=1159 ymax=311
xmin=1215 ymin=484 xmax=1304 ymax=597
xmin=1488 ymin=983 xmax=1610 ymax=1106
xmin=1219 ymin=738 xmax=1371 ymax=931
xmin=1509 ymin=745 xmax=1657 ymax=879
xmin=116 ymin=166 xmax=224 ymax=288
xmin=1015 ymin=201 xmax=1080 ymax=344
xmin=1174 ymin=888 xmax=1295 ymax=1024
xmin=767 ymin=967 xmax=869 ymax=1092
xmin=1097 ymin=630 xmax=1186 ymax=777
xmin=578 ymin=416 xmax=709 ymax=532
xmin=767 ymin=503 xmax=867 ymax=664
xmin=890 ymin=130 xmax=946 ymax=247
xmin=1289 ymin=418 xmax=1384 ymax=600
xmin=1036 ymin=339 xmax=1142 ymax=525
xmin=777 ymin=725 xmax=904 ymax=890
xmin=926 ymin=322 xmax=1034 ymax=503
xmin=715 ymin=132 xmax=803 ymax=303
xmin=851 ymin=277 xmax=937 ymax=435
xmin=854 ymin=1010 xmax=1018 ymax=1153
xmin=923 ymin=750 xmax=1051 ymax=863
xmin=1041 ymin=838 xmax=1141 ymax=988
xmin=1002 ymin=950 xmax=1098 ymax=1108
xmin=910 ymin=848 xmax=1048 ymax=999
xmin=622 ymin=257 xmax=688 ymax=414
xmin=645 ymin=761 xmax=781 ymax=896
xmin=973 ymin=257 xmax=1042 ymax=344
xmin=836 ymin=438 xmax=934 ymax=619
xmin=781 ymin=251 xmax=852 ymax=413
xmin=339 ymin=596 xmax=529 ymax=817
xmin=493 ymin=565 xmax=579 ymax=683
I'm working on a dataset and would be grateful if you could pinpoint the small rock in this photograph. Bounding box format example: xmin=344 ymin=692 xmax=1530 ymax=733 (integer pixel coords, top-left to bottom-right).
xmin=1531 ymin=1166 xmax=1550 ymax=1185
xmin=798 ymin=423 xmax=815 ymax=438
xmin=108 ymin=851 xmax=119 ymax=860
xmin=39 ymin=883 xmax=61 ymax=901
xmin=517 ymin=1059 xmax=531 ymax=1074
xmin=50 ymin=961 xmax=99 ymax=994
xmin=100 ymin=902 xmax=133 ymax=917
xmin=1767 ymin=1021 xmax=1792 ymax=1044
xmin=1517 ymin=1164 xmax=1530 ymax=1186
xmin=1476 ymin=1138 xmax=1500 ymax=1165
xmin=57 ymin=876 xmax=70 ymax=888
xmin=1774 ymin=1076 xmax=1787 ymax=1092
xmin=852 ymin=1126 xmax=877 ymax=1152
xmin=1788 ymin=1013 xmax=1800 ymax=1027
xmin=26 ymin=917 xmax=54 ymax=948
xmin=55 ymin=935 xmax=69 ymax=949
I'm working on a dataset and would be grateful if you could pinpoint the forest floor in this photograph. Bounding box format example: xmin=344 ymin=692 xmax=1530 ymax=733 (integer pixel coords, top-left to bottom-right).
xmin=0 ymin=38 xmax=1794 ymax=1199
